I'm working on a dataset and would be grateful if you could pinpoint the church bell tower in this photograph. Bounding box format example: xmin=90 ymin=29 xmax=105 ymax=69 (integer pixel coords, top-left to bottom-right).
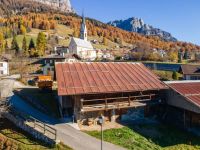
xmin=80 ymin=12 xmax=87 ymax=41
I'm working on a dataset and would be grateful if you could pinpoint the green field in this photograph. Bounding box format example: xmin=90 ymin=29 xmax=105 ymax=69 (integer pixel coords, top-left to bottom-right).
xmin=86 ymin=124 xmax=200 ymax=150
xmin=0 ymin=118 xmax=72 ymax=150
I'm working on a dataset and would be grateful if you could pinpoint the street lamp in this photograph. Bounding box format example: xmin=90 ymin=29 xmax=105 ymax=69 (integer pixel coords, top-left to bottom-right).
xmin=99 ymin=115 xmax=104 ymax=150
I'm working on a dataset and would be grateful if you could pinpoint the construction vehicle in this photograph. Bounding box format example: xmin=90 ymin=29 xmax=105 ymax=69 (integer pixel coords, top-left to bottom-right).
xmin=37 ymin=75 xmax=53 ymax=90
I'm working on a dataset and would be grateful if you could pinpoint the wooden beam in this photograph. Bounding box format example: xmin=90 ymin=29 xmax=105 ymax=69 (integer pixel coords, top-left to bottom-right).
xmin=81 ymin=102 xmax=147 ymax=112
xmin=83 ymin=94 xmax=157 ymax=102
xmin=128 ymin=95 xmax=131 ymax=106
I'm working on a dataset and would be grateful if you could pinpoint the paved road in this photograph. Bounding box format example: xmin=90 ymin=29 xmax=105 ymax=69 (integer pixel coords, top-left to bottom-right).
xmin=3 ymin=79 xmax=125 ymax=150
xmin=54 ymin=123 xmax=126 ymax=150
xmin=0 ymin=79 xmax=14 ymax=98
xmin=10 ymin=95 xmax=126 ymax=150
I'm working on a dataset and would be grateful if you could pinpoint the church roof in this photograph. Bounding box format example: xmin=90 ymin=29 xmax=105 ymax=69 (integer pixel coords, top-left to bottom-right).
xmin=72 ymin=37 xmax=93 ymax=49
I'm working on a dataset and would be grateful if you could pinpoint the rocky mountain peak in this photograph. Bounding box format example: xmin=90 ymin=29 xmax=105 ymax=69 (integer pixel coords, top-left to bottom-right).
xmin=0 ymin=0 xmax=74 ymax=16
xmin=108 ymin=17 xmax=177 ymax=42
xmin=33 ymin=0 xmax=74 ymax=13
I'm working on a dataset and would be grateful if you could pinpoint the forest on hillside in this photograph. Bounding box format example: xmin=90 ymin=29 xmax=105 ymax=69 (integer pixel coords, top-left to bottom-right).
xmin=0 ymin=13 xmax=200 ymax=59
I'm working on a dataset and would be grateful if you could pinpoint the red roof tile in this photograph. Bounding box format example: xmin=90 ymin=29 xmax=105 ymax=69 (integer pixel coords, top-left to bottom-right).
xmin=167 ymin=82 xmax=200 ymax=107
xmin=56 ymin=62 xmax=167 ymax=96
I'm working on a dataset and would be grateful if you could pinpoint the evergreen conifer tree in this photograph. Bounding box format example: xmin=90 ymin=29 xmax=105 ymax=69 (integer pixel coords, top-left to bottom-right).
xmin=36 ymin=32 xmax=47 ymax=56
xmin=22 ymin=36 xmax=29 ymax=57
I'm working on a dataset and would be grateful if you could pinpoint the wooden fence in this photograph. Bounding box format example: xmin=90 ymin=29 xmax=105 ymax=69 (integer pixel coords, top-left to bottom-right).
xmin=10 ymin=108 xmax=57 ymax=141
xmin=28 ymin=117 xmax=57 ymax=140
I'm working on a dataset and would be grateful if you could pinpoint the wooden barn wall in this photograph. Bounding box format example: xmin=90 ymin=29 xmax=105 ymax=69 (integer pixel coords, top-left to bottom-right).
xmin=166 ymin=89 xmax=200 ymax=114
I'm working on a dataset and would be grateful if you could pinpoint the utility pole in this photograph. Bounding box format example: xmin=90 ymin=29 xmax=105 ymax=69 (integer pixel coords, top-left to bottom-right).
xmin=99 ymin=115 xmax=104 ymax=150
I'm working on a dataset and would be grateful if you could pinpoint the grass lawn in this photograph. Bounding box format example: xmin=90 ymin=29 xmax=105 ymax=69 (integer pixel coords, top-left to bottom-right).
xmin=7 ymin=34 xmax=37 ymax=49
xmin=0 ymin=118 xmax=72 ymax=150
xmin=18 ymin=88 xmax=61 ymax=118
xmin=86 ymin=124 xmax=200 ymax=150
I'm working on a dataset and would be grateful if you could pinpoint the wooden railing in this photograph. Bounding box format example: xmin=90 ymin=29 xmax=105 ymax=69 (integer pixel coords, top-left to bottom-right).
xmin=28 ymin=117 xmax=57 ymax=141
xmin=81 ymin=94 xmax=157 ymax=112
xmin=10 ymin=108 xmax=57 ymax=141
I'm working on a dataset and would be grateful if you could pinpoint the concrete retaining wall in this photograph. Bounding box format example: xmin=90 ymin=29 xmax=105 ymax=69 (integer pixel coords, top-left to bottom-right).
xmin=3 ymin=112 xmax=55 ymax=146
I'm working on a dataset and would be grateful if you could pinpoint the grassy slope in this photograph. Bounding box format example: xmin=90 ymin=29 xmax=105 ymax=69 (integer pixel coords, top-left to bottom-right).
xmin=6 ymin=24 xmax=123 ymax=51
xmin=86 ymin=124 xmax=200 ymax=150
xmin=0 ymin=118 xmax=72 ymax=150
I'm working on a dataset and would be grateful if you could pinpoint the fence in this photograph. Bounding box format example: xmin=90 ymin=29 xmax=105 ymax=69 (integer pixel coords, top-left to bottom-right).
xmin=9 ymin=108 xmax=57 ymax=142
xmin=28 ymin=116 xmax=57 ymax=140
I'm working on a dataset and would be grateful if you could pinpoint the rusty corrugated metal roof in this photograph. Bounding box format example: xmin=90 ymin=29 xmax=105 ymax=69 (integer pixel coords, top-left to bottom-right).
xmin=56 ymin=62 xmax=167 ymax=96
xmin=167 ymin=82 xmax=200 ymax=107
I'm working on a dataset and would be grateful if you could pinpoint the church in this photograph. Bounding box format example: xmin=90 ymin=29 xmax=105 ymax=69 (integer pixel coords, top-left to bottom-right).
xmin=68 ymin=14 xmax=97 ymax=61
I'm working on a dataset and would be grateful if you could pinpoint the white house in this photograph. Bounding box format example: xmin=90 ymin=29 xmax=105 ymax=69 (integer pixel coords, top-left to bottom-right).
xmin=42 ymin=55 xmax=67 ymax=79
xmin=0 ymin=61 xmax=9 ymax=76
xmin=54 ymin=46 xmax=69 ymax=56
xmin=68 ymin=13 xmax=96 ymax=61
xmin=42 ymin=54 xmax=80 ymax=79
xmin=179 ymin=64 xmax=200 ymax=80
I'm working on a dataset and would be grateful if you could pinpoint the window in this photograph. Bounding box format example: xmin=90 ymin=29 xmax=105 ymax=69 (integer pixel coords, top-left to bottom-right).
xmin=0 ymin=71 xmax=3 ymax=74
xmin=0 ymin=63 xmax=3 ymax=67
xmin=190 ymin=76 xmax=200 ymax=80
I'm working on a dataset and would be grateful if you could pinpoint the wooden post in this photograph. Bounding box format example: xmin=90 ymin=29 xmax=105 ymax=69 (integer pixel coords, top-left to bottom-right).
xmin=128 ymin=95 xmax=131 ymax=106
xmin=80 ymin=99 xmax=84 ymax=110
xmin=183 ymin=110 xmax=186 ymax=128
xmin=105 ymin=99 xmax=107 ymax=110
xmin=34 ymin=119 xmax=36 ymax=128
xmin=44 ymin=124 xmax=46 ymax=134
xmin=55 ymin=130 xmax=57 ymax=141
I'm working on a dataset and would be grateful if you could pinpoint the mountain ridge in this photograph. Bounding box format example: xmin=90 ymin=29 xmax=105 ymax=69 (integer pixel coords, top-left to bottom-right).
xmin=0 ymin=0 xmax=74 ymax=17
xmin=108 ymin=17 xmax=177 ymax=42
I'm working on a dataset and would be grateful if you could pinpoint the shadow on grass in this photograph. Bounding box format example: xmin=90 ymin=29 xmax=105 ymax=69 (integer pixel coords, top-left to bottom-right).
xmin=120 ymin=120 xmax=200 ymax=148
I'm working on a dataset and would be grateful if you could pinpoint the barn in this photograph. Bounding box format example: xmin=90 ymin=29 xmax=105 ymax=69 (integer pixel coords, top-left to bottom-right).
xmin=165 ymin=81 xmax=200 ymax=128
xmin=55 ymin=62 xmax=167 ymax=125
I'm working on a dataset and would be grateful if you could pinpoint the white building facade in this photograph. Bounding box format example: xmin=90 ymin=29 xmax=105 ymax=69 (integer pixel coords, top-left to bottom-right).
xmin=68 ymin=13 xmax=96 ymax=61
xmin=69 ymin=38 xmax=96 ymax=60
xmin=0 ymin=62 xmax=9 ymax=76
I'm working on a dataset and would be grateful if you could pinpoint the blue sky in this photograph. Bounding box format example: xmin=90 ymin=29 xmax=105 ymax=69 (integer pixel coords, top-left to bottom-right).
xmin=71 ymin=0 xmax=200 ymax=45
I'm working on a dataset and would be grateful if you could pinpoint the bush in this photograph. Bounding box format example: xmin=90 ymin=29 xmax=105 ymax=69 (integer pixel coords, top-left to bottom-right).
xmin=115 ymin=56 xmax=121 ymax=61
xmin=172 ymin=71 xmax=179 ymax=80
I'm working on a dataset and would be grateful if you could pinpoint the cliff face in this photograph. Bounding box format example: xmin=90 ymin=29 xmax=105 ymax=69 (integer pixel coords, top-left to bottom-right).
xmin=33 ymin=0 xmax=73 ymax=13
xmin=108 ymin=17 xmax=177 ymax=42
xmin=0 ymin=0 xmax=74 ymax=16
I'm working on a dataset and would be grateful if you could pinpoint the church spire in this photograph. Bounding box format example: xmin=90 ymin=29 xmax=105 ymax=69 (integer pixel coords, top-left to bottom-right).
xmin=80 ymin=11 xmax=87 ymax=41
